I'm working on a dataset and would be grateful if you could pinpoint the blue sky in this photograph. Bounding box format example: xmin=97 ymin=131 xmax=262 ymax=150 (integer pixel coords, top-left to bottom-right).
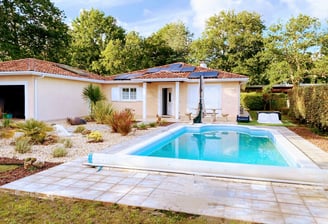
xmin=51 ymin=0 xmax=328 ymax=38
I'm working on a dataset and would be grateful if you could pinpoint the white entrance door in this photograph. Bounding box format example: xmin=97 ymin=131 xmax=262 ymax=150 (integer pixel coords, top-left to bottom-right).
xmin=162 ymin=88 xmax=173 ymax=116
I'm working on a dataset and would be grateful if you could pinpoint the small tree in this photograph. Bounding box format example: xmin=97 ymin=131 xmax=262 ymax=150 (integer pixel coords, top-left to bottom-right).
xmin=82 ymin=84 xmax=106 ymax=118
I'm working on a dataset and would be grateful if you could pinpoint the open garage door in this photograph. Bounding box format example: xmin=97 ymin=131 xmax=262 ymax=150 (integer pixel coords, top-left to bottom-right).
xmin=0 ymin=85 xmax=25 ymax=119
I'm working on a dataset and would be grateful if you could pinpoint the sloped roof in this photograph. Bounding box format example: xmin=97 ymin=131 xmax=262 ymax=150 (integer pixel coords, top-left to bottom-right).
xmin=0 ymin=58 xmax=105 ymax=81
xmin=0 ymin=58 xmax=248 ymax=82
xmin=107 ymin=62 xmax=248 ymax=81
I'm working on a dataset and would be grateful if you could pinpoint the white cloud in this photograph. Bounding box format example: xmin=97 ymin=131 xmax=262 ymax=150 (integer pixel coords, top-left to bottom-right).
xmin=189 ymin=0 xmax=274 ymax=35
xmin=305 ymin=0 xmax=328 ymax=20
xmin=53 ymin=0 xmax=142 ymax=8
xmin=123 ymin=9 xmax=193 ymax=37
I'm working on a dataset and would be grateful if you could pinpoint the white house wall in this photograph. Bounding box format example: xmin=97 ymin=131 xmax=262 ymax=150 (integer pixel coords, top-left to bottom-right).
xmin=221 ymin=82 xmax=240 ymax=118
xmin=36 ymin=77 xmax=89 ymax=121
xmin=104 ymin=81 xmax=241 ymax=121
xmin=102 ymin=84 xmax=143 ymax=119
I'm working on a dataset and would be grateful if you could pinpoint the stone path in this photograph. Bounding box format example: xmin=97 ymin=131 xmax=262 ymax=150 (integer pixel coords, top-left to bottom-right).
xmin=2 ymin=158 xmax=328 ymax=223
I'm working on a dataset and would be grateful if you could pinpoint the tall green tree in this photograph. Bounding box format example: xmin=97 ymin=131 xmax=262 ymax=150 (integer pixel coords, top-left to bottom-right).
xmin=69 ymin=8 xmax=125 ymax=72
xmin=189 ymin=11 xmax=266 ymax=84
xmin=0 ymin=0 xmax=69 ymax=62
xmin=264 ymin=14 xmax=321 ymax=86
xmin=144 ymin=34 xmax=176 ymax=66
xmin=153 ymin=21 xmax=192 ymax=62
xmin=94 ymin=31 xmax=149 ymax=75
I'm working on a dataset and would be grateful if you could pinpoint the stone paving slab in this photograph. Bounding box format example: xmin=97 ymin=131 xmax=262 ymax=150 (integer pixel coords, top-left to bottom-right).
xmin=2 ymin=160 xmax=328 ymax=224
xmin=1 ymin=126 xmax=328 ymax=223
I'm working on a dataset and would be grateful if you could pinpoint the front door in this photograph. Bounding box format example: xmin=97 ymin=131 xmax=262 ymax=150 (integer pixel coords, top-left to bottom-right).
xmin=162 ymin=88 xmax=172 ymax=116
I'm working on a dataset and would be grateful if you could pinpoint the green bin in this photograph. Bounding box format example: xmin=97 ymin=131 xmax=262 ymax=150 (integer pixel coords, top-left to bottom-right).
xmin=3 ymin=113 xmax=13 ymax=119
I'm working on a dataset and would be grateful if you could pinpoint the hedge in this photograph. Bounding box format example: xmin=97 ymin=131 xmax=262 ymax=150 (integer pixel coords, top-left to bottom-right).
xmin=241 ymin=93 xmax=264 ymax=110
xmin=241 ymin=92 xmax=287 ymax=111
xmin=289 ymin=85 xmax=328 ymax=131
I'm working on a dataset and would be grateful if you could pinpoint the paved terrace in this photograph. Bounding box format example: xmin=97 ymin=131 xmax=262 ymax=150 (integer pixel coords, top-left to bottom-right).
xmin=1 ymin=126 xmax=328 ymax=224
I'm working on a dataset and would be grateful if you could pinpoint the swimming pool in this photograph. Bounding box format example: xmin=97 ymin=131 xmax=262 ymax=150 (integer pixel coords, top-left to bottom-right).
xmin=132 ymin=125 xmax=290 ymax=167
xmin=87 ymin=124 xmax=325 ymax=185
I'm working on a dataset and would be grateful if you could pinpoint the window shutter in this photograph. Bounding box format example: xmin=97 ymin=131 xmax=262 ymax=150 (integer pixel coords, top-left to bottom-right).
xmin=136 ymin=87 xmax=143 ymax=101
xmin=187 ymin=84 xmax=199 ymax=114
xmin=111 ymin=87 xmax=120 ymax=101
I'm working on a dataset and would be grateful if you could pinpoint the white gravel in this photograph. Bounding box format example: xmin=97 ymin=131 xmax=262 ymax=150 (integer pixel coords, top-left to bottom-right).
xmin=0 ymin=121 xmax=157 ymax=163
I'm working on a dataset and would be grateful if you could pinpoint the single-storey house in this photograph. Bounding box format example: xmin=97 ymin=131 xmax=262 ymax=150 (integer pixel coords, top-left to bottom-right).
xmin=0 ymin=58 xmax=248 ymax=121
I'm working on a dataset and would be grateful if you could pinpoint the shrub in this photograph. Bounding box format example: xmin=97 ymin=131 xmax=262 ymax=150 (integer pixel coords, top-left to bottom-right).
xmin=15 ymin=136 xmax=32 ymax=153
xmin=82 ymin=84 xmax=106 ymax=118
xmin=108 ymin=109 xmax=134 ymax=136
xmin=74 ymin=125 xmax=86 ymax=133
xmin=158 ymin=119 xmax=168 ymax=126
xmin=61 ymin=138 xmax=73 ymax=148
xmin=149 ymin=122 xmax=157 ymax=128
xmin=16 ymin=119 xmax=53 ymax=144
xmin=241 ymin=93 xmax=264 ymax=110
xmin=137 ymin=123 xmax=148 ymax=130
xmin=83 ymin=115 xmax=94 ymax=122
xmin=52 ymin=147 xmax=68 ymax=157
xmin=1 ymin=118 xmax=12 ymax=128
xmin=0 ymin=129 xmax=15 ymax=139
xmin=93 ymin=100 xmax=113 ymax=124
xmin=82 ymin=129 xmax=91 ymax=135
xmin=43 ymin=134 xmax=59 ymax=145
xmin=87 ymin=131 xmax=103 ymax=143
xmin=263 ymin=93 xmax=287 ymax=110
xmin=271 ymin=93 xmax=287 ymax=110
xmin=289 ymin=85 xmax=328 ymax=132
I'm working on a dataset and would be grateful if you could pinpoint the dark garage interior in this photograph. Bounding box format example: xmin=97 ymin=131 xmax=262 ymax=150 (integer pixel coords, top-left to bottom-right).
xmin=0 ymin=85 xmax=25 ymax=119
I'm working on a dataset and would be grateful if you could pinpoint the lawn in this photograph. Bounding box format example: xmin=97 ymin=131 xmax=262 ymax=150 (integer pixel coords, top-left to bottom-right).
xmin=0 ymin=165 xmax=19 ymax=173
xmin=238 ymin=110 xmax=295 ymax=126
xmin=0 ymin=193 xmax=252 ymax=224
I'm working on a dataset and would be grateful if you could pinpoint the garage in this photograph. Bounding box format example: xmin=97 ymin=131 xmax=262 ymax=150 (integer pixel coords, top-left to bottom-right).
xmin=0 ymin=85 xmax=25 ymax=119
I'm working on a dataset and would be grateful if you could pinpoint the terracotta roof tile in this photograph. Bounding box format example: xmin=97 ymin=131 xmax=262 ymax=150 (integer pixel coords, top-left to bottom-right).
xmin=0 ymin=59 xmax=248 ymax=81
xmin=107 ymin=62 xmax=248 ymax=81
xmin=0 ymin=58 xmax=105 ymax=80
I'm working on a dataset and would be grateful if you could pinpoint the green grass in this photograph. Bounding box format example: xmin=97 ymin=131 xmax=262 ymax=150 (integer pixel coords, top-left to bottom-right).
xmin=0 ymin=165 xmax=20 ymax=173
xmin=0 ymin=193 xmax=252 ymax=224
xmin=238 ymin=111 xmax=296 ymax=127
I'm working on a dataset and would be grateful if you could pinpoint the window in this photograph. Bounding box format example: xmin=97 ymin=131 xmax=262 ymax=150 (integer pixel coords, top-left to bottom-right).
xmin=111 ymin=86 xmax=142 ymax=101
xmin=122 ymin=88 xmax=137 ymax=100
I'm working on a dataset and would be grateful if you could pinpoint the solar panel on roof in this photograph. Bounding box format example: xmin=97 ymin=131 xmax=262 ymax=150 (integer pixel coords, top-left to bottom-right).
xmin=125 ymin=73 xmax=142 ymax=79
xmin=188 ymin=72 xmax=203 ymax=78
xmin=114 ymin=74 xmax=129 ymax=80
xmin=168 ymin=68 xmax=182 ymax=72
xmin=147 ymin=68 xmax=161 ymax=73
xmin=202 ymin=71 xmax=219 ymax=78
xmin=169 ymin=63 xmax=183 ymax=69
xmin=180 ymin=66 xmax=195 ymax=72
xmin=114 ymin=73 xmax=142 ymax=80
xmin=188 ymin=71 xmax=219 ymax=78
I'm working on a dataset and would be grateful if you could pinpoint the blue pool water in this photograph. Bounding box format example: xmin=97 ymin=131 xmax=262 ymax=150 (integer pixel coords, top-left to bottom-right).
xmin=132 ymin=126 xmax=289 ymax=167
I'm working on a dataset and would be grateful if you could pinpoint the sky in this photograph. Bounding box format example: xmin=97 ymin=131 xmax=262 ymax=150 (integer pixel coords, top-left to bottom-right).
xmin=51 ymin=0 xmax=328 ymax=38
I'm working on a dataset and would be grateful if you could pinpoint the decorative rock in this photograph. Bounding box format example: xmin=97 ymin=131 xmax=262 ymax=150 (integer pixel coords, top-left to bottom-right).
xmin=53 ymin=124 xmax=72 ymax=137
xmin=67 ymin=117 xmax=87 ymax=125
xmin=24 ymin=157 xmax=37 ymax=169
xmin=32 ymin=160 xmax=45 ymax=168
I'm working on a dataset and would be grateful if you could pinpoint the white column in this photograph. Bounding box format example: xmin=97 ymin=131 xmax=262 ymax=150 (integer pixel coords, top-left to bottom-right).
xmin=34 ymin=78 xmax=38 ymax=119
xmin=175 ymin=81 xmax=180 ymax=120
xmin=142 ymin=82 xmax=147 ymax=121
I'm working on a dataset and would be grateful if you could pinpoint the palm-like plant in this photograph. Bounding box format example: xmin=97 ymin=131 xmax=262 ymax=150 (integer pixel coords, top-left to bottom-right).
xmin=82 ymin=84 xmax=106 ymax=117
xmin=16 ymin=119 xmax=53 ymax=144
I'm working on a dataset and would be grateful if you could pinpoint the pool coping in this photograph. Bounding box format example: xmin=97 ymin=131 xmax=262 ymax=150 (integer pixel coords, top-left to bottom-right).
xmin=86 ymin=124 xmax=328 ymax=186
